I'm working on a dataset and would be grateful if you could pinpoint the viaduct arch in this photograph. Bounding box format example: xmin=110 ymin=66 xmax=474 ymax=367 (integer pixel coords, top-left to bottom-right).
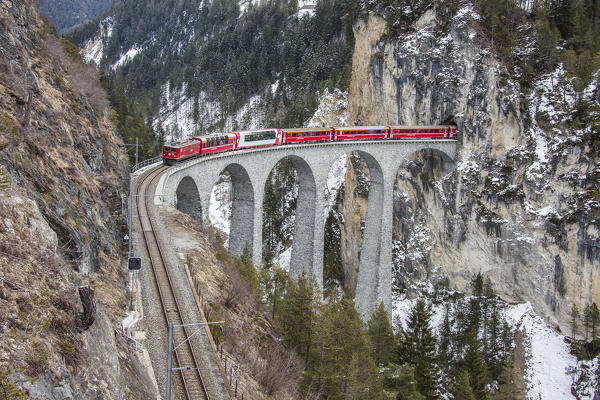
xmin=158 ymin=141 xmax=457 ymax=319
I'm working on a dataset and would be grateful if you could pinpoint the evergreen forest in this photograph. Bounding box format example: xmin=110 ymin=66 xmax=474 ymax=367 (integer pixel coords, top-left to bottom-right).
xmin=251 ymin=258 xmax=532 ymax=400
xmin=39 ymin=0 xmax=113 ymax=32
xmin=69 ymin=0 xmax=358 ymax=135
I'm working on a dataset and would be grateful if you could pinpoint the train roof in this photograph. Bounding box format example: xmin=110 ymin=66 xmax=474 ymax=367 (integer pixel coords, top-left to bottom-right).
xmin=231 ymin=128 xmax=278 ymax=133
xmin=192 ymin=133 xmax=235 ymax=142
xmin=164 ymin=138 xmax=201 ymax=147
xmin=334 ymin=125 xmax=389 ymax=130
xmin=389 ymin=125 xmax=454 ymax=129
xmin=282 ymin=127 xmax=333 ymax=132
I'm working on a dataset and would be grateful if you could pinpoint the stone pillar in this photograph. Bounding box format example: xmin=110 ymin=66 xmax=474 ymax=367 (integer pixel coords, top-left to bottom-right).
xmin=354 ymin=153 xmax=384 ymax=320
xmin=377 ymin=168 xmax=395 ymax=319
xmin=289 ymin=159 xmax=317 ymax=281
xmin=200 ymin=193 xmax=211 ymax=224
xmin=228 ymin=184 xmax=255 ymax=258
xmin=310 ymin=174 xmax=328 ymax=291
xmin=251 ymin=190 xmax=264 ymax=266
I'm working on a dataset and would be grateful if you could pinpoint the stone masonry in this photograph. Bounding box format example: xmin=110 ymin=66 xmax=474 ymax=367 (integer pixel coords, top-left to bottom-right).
xmin=157 ymin=140 xmax=457 ymax=319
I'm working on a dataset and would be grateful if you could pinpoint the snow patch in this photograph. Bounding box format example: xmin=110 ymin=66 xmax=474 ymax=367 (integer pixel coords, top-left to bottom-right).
xmin=505 ymin=303 xmax=579 ymax=400
xmin=296 ymin=0 xmax=316 ymax=17
xmin=209 ymin=177 xmax=232 ymax=243
xmin=112 ymin=45 xmax=142 ymax=69
xmin=306 ymin=88 xmax=348 ymax=127
xmin=323 ymin=154 xmax=347 ymax=218
xmin=82 ymin=17 xmax=113 ymax=65
xmin=273 ymin=246 xmax=292 ymax=271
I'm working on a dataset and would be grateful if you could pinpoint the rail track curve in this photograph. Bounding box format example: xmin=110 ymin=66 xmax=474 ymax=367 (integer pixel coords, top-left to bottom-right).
xmin=135 ymin=165 xmax=212 ymax=400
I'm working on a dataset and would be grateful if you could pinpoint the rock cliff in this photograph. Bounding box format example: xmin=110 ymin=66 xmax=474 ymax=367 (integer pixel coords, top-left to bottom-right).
xmin=347 ymin=6 xmax=599 ymax=334
xmin=0 ymin=0 xmax=156 ymax=397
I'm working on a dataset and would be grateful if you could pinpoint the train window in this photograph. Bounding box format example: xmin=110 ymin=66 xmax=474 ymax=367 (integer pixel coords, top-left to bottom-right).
xmin=246 ymin=130 xmax=277 ymax=142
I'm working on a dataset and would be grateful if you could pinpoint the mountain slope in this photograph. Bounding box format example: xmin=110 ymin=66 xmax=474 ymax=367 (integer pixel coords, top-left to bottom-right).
xmin=39 ymin=0 xmax=113 ymax=32
xmin=73 ymin=0 xmax=356 ymax=138
xmin=0 ymin=1 xmax=155 ymax=397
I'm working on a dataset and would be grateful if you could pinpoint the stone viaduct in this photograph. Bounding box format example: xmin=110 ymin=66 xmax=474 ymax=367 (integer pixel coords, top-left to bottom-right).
xmin=157 ymin=140 xmax=457 ymax=319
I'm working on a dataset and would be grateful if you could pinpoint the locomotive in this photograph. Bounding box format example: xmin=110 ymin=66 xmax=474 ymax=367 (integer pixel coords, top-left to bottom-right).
xmin=162 ymin=125 xmax=457 ymax=166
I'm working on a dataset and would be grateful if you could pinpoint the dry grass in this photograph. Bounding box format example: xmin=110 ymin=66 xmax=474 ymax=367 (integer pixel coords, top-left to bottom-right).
xmin=41 ymin=34 xmax=109 ymax=115
xmin=186 ymin=228 xmax=305 ymax=399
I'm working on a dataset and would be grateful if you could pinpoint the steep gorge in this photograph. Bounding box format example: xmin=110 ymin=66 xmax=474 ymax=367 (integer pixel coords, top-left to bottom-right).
xmin=346 ymin=7 xmax=599 ymax=334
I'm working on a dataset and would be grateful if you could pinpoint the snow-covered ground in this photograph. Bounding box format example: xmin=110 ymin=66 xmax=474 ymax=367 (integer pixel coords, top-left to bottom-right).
xmin=393 ymin=297 xmax=594 ymax=400
xmin=112 ymin=45 xmax=142 ymax=70
xmin=82 ymin=17 xmax=113 ymax=65
xmin=324 ymin=154 xmax=347 ymax=217
xmin=305 ymin=88 xmax=348 ymax=127
xmin=209 ymin=175 xmax=232 ymax=246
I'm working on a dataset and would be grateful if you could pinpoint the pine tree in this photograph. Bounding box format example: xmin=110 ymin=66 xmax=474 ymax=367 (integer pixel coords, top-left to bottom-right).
xmin=592 ymin=303 xmax=600 ymax=340
xmin=401 ymin=300 xmax=440 ymax=400
xmin=437 ymin=304 xmax=453 ymax=372
xmin=394 ymin=364 xmax=426 ymax=400
xmin=486 ymin=300 xmax=504 ymax=380
xmin=450 ymin=370 xmax=476 ymax=400
xmin=323 ymin=209 xmax=343 ymax=295
xmin=535 ymin=4 xmax=560 ymax=71
xmin=259 ymin=262 xmax=289 ymax=320
xmin=585 ymin=303 xmax=593 ymax=340
xmin=367 ymin=302 xmax=395 ymax=367
xmin=307 ymin=295 xmax=379 ymax=400
xmin=462 ymin=329 xmax=490 ymax=400
xmin=349 ymin=348 xmax=383 ymax=400
xmin=278 ymin=272 xmax=318 ymax=365
xmin=236 ymin=243 xmax=259 ymax=294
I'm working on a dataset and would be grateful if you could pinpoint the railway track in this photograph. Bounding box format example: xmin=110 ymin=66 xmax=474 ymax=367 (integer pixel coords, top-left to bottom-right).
xmin=135 ymin=165 xmax=211 ymax=400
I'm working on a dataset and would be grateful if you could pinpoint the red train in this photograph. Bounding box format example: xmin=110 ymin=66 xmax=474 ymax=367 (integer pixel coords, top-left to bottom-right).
xmin=162 ymin=125 xmax=457 ymax=165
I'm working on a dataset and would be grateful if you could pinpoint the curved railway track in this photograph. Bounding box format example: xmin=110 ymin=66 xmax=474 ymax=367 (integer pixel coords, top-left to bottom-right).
xmin=135 ymin=166 xmax=211 ymax=400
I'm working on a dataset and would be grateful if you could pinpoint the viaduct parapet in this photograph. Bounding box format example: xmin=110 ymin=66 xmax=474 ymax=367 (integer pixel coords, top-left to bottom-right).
xmin=158 ymin=140 xmax=457 ymax=320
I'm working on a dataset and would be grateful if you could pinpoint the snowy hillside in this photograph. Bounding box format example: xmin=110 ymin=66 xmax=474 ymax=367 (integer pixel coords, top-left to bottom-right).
xmin=393 ymin=297 xmax=594 ymax=400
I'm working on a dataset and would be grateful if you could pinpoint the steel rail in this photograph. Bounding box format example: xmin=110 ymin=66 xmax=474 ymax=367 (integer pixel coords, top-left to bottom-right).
xmin=135 ymin=166 xmax=211 ymax=400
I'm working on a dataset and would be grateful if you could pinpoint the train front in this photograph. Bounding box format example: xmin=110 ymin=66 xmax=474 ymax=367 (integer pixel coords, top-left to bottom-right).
xmin=162 ymin=145 xmax=179 ymax=165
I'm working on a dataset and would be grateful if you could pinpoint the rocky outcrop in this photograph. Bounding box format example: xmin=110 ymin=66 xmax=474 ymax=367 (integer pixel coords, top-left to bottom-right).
xmin=348 ymin=5 xmax=599 ymax=334
xmin=0 ymin=0 xmax=156 ymax=397
xmin=339 ymin=153 xmax=369 ymax=296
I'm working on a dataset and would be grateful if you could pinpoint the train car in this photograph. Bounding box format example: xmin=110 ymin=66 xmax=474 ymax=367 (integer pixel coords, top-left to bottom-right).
xmin=333 ymin=126 xmax=390 ymax=141
xmin=198 ymin=133 xmax=236 ymax=156
xmin=233 ymin=129 xmax=282 ymax=150
xmin=162 ymin=138 xmax=202 ymax=165
xmin=389 ymin=125 xmax=456 ymax=139
xmin=282 ymin=127 xmax=334 ymax=144
xmin=449 ymin=125 xmax=457 ymax=139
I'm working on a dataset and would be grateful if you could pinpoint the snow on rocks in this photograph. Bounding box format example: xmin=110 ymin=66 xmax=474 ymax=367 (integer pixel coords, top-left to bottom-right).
xmin=209 ymin=175 xmax=232 ymax=242
xmin=82 ymin=17 xmax=113 ymax=65
xmin=505 ymin=303 xmax=581 ymax=400
xmin=305 ymin=88 xmax=348 ymax=127
xmin=112 ymin=45 xmax=143 ymax=70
